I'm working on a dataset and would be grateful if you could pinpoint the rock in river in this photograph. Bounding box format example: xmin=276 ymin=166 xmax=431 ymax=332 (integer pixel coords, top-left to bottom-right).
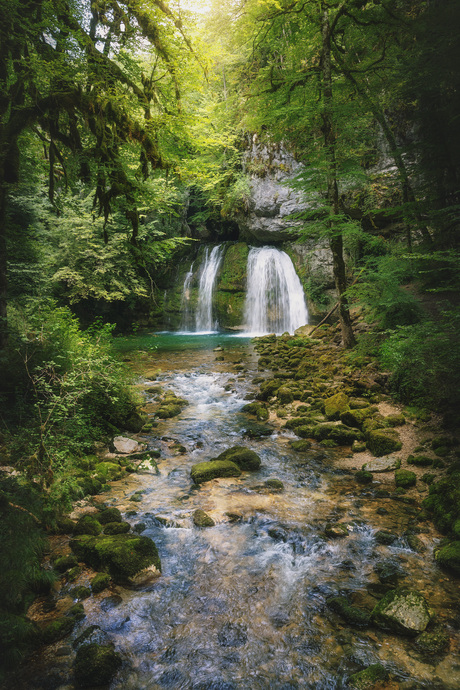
xmin=371 ymin=588 xmax=431 ymax=636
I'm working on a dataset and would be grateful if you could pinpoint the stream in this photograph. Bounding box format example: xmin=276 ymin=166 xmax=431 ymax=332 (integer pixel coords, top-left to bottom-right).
xmin=24 ymin=334 xmax=460 ymax=689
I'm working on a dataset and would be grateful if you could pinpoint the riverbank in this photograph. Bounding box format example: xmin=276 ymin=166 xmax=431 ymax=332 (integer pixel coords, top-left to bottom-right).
xmin=3 ymin=329 xmax=459 ymax=690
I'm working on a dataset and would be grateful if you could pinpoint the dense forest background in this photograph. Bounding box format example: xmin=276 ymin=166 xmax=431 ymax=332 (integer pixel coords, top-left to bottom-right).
xmin=0 ymin=0 xmax=459 ymax=676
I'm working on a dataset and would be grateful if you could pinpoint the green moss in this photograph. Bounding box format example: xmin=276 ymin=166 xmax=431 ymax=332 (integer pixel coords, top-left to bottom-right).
xmin=355 ymin=470 xmax=373 ymax=484
xmin=193 ymin=509 xmax=215 ymax=527
xmin=217 ymin=242 xmax=249 ymax=291
xmin=435 ymin=541 xmax=460 ymax=576
xmin=70 ymin=534 xmax=161 ymax=583
xmin=324 ymin=392 xmax=349 ymax=420
xmin=156 ymin=404 xmax=182 ymax=419
xmin=214 ymin=446 xmax=261 ymax=471
xmin=257 ymin=378 xmax=282 ymax=400
xmin=415 ymin=625 xmax=450 ymax=656
xmin=70 ymin=585 xmax=91 ymax=600
xmin=68 ymin=603 xmax=86 ymax=621
xmin=73 ymin=515 xmax=102 ymax=536
xmin=42 ymin=616 xmax=76 ymax=645
xmin=289 ymin=439 xmax=312 ymax=452
xmin=74 ymin=643 xmax=122 ymax=687
xmin=366 ymin=428 xmax=402 ymax=456
xmin=407 ymin=455 xmax=433 ymax=467
xmin=94 ymin=462 xmax=124 ymax=481
xmin=422 ymin=472 xmax=460 ymax=534
xmin=384 ymin=413 xmax=406 ymax=427
xmin=327 ymin=596 xmax=370 ymax=627
xmin=190 ymin=460 xmax=242 ymax=484
xmin=310 ymin=423 xmax=361 ymax=445
xmin=395 ymin=469 xmax=417 ymax=488
xmin=91 ymin=572 xmax=111 ymax=594
xmin=348 ymin=664 xmax=388 ymax=689
xmin=241 ymin=402 xmax=269 ymax=421
xmin=371 ymin=588 xmax=431 ymax=635
xmin=103 ymin=521 xmax=130 ymax=535
xmin=265 ymin=478 xmax=284 ymax=492
xmin=97 ymin=507 xmax=122 ymax=524
xmin=53 ymin=554 xmax=78 ymax=573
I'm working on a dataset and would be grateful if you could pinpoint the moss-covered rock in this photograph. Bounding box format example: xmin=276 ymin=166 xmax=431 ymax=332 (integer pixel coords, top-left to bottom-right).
xmin=42 ymin=616 xmax=76 ymax=645
xmin=422 ymin=471 xmax=460 ymax=535
xmin=90 ymin=572 xmax=111 ymax=594
xmin=371 ymin=588 xmax=431 ymax=635
xmin=191 ymin=460 xmax=242 ymax=484
xmin=348 ymin=664 xmax=388 ymax=689
xmin=214 ymin=446 xmax=261 ymax=471
xmin=324 ymin=392 xmax=349 ymax=420
xmin=395 ymin=469 xmax=416 ymax=488
xmin=289 ymin=439 xmax=312 ymax=452
xmin=257 ymin=378 xmax=282 ymax=400
xmin=375 ymin=530 xmax=397 ymax=546
xmin=74 ymin=642 xmax=122 ymax=688
xmin=435 ymin=541 xmax=460 ymax=576
xmin=241 ymin=402 xmax=269 ymax=421
xmin=103 ymin=521 xmax=130 ymax=535
xmin=97 ymin=507 xmax=122 ymax=524
xmin=264 ymin=478 xmax=284 ymax=492
xmin=366 ymin=429 xmax=402 ymax=456
xmin=73 ymin=515 xmax=102 ymax=536
xmin=310 ymin=423 xmax=361 ymax=445
xmin=53 ymin=554 xmax=78 ymax=573
xmin=326 ymin=596 xmax=370 ymax=627
xmin=355 ymin=470 xmax=373 ymax=484
xmin=414 ymin=625 xmax=450 ymax=656
xmin=156 ymin=403 xmax=183 ymax=419
xmin=325 ymin=523 xmax=349 ymax=538
xmin=193 ymin=509 xmax=215 ymax=527
xmin=70 ymin=585 xmax=91 ymax=601
xmin=70 ymin=534 xmax=161 ymax=583
xmin=384 ymin=413 xmax=406 ymax=427
xmin=407 ymin=454 xmax=433 ymax=467
xmin=340 ymin=407 xmax=372 ymax=430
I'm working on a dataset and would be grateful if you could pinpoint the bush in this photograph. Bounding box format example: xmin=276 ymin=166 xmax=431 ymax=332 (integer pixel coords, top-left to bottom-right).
xmin=380 ymin=309 xmax=460 ymax=416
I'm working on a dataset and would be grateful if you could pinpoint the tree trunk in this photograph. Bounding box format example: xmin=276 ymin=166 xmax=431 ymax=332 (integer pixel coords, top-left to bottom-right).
xmin=320 ymin=4 xmax=356 ymax=348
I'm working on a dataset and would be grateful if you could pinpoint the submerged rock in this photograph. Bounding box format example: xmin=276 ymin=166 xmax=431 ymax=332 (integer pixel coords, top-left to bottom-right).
xmin=371 ymin=588 xmax=431 ymax=636
xmin=193 ymin=509 xmax=215 ymax=527
xmin=325 ymin=523 xmax=349 ymax=538
xmin=326 ymin=596 xmax=370 ymax=627
xmin=348 ymin=664 xmax=389 ymax=689
xmin=217 ymin=622 xmax=248 ymax=647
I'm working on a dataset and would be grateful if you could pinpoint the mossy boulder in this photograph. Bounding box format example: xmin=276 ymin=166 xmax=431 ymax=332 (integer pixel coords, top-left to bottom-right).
xmin=53 ymin=554 xmax=78 ymax=573
xmin=325 ymin=523 xmax=349 ymax=538
xmin=355 ymin=470 xmax=373 ymax=484
xmin=257 ymin=378 xmax=282 ymax=401
xmin=326 ymin=596 xmax=370 ymax=627
xmin=214 ymin=446 xmax=261 ymax=471
xmin=422 ymin=471 xmax=460 ymax=535
xmin=70 ymin=534 xmax=161 ymax=584
xmin=193 ymin=509 xmax=215 ymax=527
xmin=348 ymin=664 xmax=389 ymax=689
xmin=414 ymin=625 xmax=450 ymax=656
xmin=74 ymin=642 xmax=122 ymax=688
xmin=340 ymin=407 xmax=372 ymax=430
xmin=276 ymin=385 xmax=294 ymax=404
xmin=435 ymin=541 xmax=460 ymax=576
xmin=191 ymin=460 xmax=242 ymax=484
xmin=310 ymin=423 xmax=361 ymax=445
xmin=324 ymin=392 xmax=349 ymax=420
xmin=289 ymin=439 xmax=312 ymax=452
xmin=241 ymin=402 xmax=269 ymax=421
xmin=407 ymin=455 xmax=433 ymax=467
xmin=90 ymin=572 xmax=111 ymax=594
xmin=395 ymin=469 xmax=416 ymax=488
xmin=384 ymin=413 xmax=406 ymax=427
xmin=156 ymin=404 xmax=183 ymax=419
xmin=365 ymin=429 xmax=402 ymax=457
xmin=76 ymin=476 xmax=103 ymax=497
xmin=97 ymin=507 xmax=122 ymax=524
xmin=371 ymin=588 xmax=431 ymax=635
xmin=73 ymin=515 xmax=102 ymax=536
xmin=103 ymin=521 xmax=130 ymax=535
xmin=42 ymin=616 xmax=76 ymax=645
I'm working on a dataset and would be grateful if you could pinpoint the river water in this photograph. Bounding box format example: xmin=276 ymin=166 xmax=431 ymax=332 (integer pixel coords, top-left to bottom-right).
xmin=24 ymin=334 xmax=460 ymax=689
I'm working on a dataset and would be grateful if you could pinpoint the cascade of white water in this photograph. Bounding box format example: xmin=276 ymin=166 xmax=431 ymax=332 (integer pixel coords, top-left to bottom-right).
xmin=179 ymin=262 xmax=195 ymax=331
xmin=194 ymin=245 xmax=224 ymax=332
xmin=244 ymin=246 xmax=308 ymax=335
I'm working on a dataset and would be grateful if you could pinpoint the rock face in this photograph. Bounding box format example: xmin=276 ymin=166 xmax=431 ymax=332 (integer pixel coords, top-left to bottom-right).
xmin=371 ymin=588 xmax=431 ymax=636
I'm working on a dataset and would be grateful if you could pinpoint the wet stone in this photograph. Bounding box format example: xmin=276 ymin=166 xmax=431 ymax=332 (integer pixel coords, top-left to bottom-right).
xmin=217 ymin=622 xmax=248 ymax=647
xmin=362 ymin=455 xmax=401 ymax=473
xmin=100 ymin=594 xmax=123 ymax=611
xmin=371 ymin=588 xmax=431 ymax=635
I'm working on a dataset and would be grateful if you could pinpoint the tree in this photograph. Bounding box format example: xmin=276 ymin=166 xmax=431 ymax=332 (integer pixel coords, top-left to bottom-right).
xmin=0 ymin=0 xmax=198 ymax=347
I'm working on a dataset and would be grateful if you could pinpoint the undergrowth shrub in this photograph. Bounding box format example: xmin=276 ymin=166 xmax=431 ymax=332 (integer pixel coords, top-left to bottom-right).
xmin=380 ymin=309 xmax=460 ymax=422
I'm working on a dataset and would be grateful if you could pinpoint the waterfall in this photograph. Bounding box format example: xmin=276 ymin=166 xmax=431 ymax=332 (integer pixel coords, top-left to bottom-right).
xmin=244 ymin=246 xmax=308 ymax=335
xmin=179 ymin=262 xmax=195 ymax=331
xmin=195 ymin=245 xmax=224 ymax=332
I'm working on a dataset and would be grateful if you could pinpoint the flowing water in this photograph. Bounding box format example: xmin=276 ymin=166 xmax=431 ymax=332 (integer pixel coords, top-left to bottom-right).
xmin=194 ymin=246 xmax=225 ymax=333
xmin=244 ymin=247 xmax=309 ymax=335
xmin=23 ymin=334 xmax=460 ymax=690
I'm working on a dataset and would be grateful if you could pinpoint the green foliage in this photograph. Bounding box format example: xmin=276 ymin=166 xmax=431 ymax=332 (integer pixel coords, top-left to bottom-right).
xmin=380 ymin=309 xmax=460 ymax=416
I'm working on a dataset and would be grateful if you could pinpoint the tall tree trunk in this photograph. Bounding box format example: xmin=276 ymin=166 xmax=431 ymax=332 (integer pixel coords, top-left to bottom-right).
xmin=320 ymin=4 xmax=356 ymax=348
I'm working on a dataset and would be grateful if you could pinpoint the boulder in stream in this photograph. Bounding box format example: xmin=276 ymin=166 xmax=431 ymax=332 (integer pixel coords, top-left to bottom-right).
xmin=214 ymin=446 xmax=262 ymax=471
xmin=191 ymin=460 xmax=242 ymax=484
xmin=74 ymin=642 xmax=122 ymax=688
xmin=112 ymin=436 xmax=143 ymax=454
xmin=348 ymin=663 xmax=389 ymax=689
xmin=193 ymin=509 xmax=215 ymax=527
xmin=70 ymin=533 xmax=161 ymax=584
xmin=371 ymin=588 xmax=431 ymax=636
